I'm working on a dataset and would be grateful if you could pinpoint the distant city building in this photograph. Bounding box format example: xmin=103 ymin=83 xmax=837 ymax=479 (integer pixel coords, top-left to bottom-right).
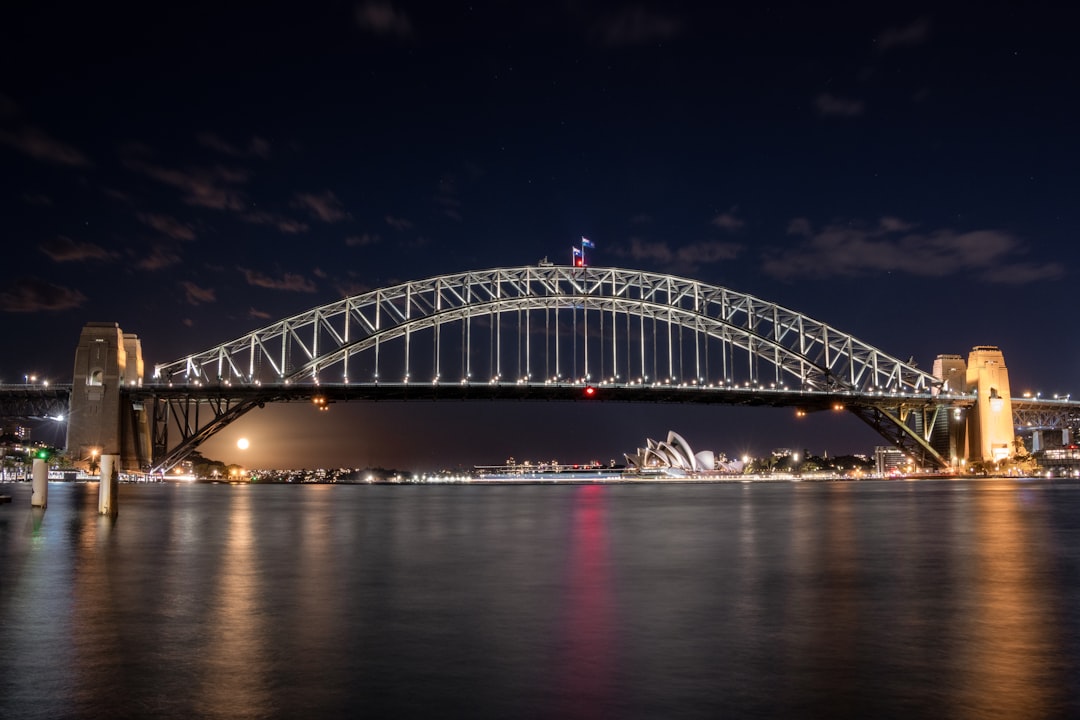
xmin=1 ymin=422 xmax=28 ymax=440
xmin=875 ymin=446 xmax=908 ymax=475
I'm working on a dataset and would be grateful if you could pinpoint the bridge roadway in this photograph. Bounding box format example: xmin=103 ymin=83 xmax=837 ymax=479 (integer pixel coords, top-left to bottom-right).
xmin=2 ymin=382 xmax=1078 ymax=473
xmin=127 ymin=380 xmax=974 ymax=410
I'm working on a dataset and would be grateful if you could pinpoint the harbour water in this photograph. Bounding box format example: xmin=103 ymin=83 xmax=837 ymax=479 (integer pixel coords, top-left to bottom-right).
xmin=2 ymin=478 xmax=1079 ymax=719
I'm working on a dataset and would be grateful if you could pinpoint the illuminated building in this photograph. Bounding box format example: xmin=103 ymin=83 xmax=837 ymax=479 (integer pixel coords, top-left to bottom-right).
xmin=966 ymin=346 xmax=1014 ymax=463
xmin=624 ymin=431 xmax=718 ymax=476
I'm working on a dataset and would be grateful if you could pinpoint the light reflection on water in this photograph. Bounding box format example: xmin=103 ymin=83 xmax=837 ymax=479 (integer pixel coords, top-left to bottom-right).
xmin=1 ymin=479 xmax=1078 ymax=719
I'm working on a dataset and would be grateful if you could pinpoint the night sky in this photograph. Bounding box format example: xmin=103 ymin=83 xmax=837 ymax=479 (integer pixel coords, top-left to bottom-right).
xmin=2 ymin=2 xmax=1077 ymax=470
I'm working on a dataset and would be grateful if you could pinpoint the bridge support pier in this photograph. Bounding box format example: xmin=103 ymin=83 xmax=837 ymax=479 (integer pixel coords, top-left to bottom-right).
xmin=31 ymin=458 xmax=48 ymax=508
xmin=98 ymin=454 xmax=119 ymax=517
xmin=1032 ymin=430 xmax=1043 ymax=453
xmin=1065 ymin=429 xmax=1072 ymax=446
xmin=966 ymin=346 xmax=1014 ymax=464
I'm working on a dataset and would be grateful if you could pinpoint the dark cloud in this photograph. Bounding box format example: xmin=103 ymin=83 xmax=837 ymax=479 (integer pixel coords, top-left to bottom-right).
xmin=355 ymin=2 xmax=413 ymax=37
xmin=0 ymin=126 xmax=90 ymax=166
xmin=21 ymin=193 xmax=53 ymax=206
xmin=385 ymin=215 xmax=413 ymax=231
xmin=136 ymin=246 xmax=183 ymax=271
xmin=616 ymin=238 xmax=743 ymax=274
xmin=137 ymin=213 xmax=196 ymax=241
xmin=181 ymin=281 xmax=216 ymax=305
xmin=599 ymin=6 xmax=682 ymax=46
xmin=125 ymin=155 xmax=248 ymax=210
xmin=711 ymin=211 xmax=744 ymax=231
xmin=242 ymin=211 xmax=309 ymax=234
xmin=764 ymin=217 xmax=1065 ymax=284
xmin=238 ymin=268 xmax=318 ymax=292
xmin=815 ymin=93 xmax=865 ymax=117
xmin=39 ymin=236 xmax=116 ymax=263
xmin=345 ymin=233 xmax=380 ymax=247
xmin=0 ymin=277 xmax=86 ymax=312
xmin=197 ymin=132 xmax=271 ymax=159
xmin=877 ymin=18 xmax=931 ymax=51
xmin=292 ymin=190 xmax=349 ymax=223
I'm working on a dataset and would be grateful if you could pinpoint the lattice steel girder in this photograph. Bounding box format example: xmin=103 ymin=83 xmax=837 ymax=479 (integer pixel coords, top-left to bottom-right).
xmin=1011 ymin=399 xmax=1080 ymax=431
xmin=153 ymin=266 xmax=940 ymax=394
xmin=148 ymin=394 xmax=268 ymax=474
xmin=0 ymin=386 xmax=72 ymax=419
xmin=847 ymin=405 xmax=951 ymax=469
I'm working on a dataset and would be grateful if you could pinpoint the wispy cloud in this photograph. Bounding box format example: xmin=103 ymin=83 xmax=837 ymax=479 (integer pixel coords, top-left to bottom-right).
xmin=249 ymin=307 xmax=272 ymax=320
xmin=815 ymin=93 xmax=865 ymax=117
xmin=0 ymin=93 xmax=18 ymax=118
xmin=385 ymin=215 xmax=413 ymax=231
xmin=238 ymin=268 xmax=317 ymax=292
xmin=711 ymin=210 xmax=744 ymax=231
xmin=181 ymin=281 xmax=216 ymax=305
xmin=137 ymin=212 xmax=196 ymax=241
xmin=292 ymin=190 xmax=349 ymax=222
xmin=137 ymin=246 xmax=183 ymax=271
xmin=242 ymin=211 xmax=309 ymax=234
xmin=336 ymin=280 xmax=373 ymax=297
xmin=21 ymin=193 xmax=53 ymax=206
xmin=599 ymin=6 xmax=682 ymax=46
xmin=125 ymin=153 xmax=248 ymax=210
xmin=0 ymin=277 xmax=87 ymax=312
xmin=435 ymin=173 xmax=463 ymax=221
xmin=39 ymin=236 xmax=116 ymax=263
xmin=355 ymin=2 xmax=413 ymax=37
xmin=0 ymin=126 xmax=91 ymax=166
xmin=197 ymin=132 xmax=270 ymax=159
xmin=616 ymin=237 xmax=742 ymax=274
xmin=346 ymin=233 xmax=380 ymax=247
xmin=764 ymin=216 xmax=1065 ymax=284
xmin=877 ymin=18 xmax=931 ymax=51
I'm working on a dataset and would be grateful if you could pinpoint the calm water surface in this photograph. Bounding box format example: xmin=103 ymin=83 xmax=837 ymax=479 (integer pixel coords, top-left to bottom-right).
xmin=2 ymin=478 xmax=1079 ymax=719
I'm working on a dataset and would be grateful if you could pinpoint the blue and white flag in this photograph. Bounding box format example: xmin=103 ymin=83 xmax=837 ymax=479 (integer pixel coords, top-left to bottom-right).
xmin=581 ymin=237 xmax=595 ymax=248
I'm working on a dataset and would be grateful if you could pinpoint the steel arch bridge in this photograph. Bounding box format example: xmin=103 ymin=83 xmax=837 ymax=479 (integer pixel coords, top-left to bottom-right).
xmin=142 ymin=265 xmax=973 ymax=473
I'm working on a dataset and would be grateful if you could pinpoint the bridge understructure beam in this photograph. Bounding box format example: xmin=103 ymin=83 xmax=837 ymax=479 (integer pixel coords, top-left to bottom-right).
xmin=847 ymin=403 xmax=958 ymax=470
xmin=0 ymin=387 xmax=71 ymax=420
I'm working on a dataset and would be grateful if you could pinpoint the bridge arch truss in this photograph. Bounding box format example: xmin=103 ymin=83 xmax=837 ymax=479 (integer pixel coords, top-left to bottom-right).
xmin=155 ymin=266 xmax=939 ymax=395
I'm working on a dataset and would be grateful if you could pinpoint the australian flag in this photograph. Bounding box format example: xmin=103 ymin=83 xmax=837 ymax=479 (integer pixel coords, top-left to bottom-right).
xmin=581 ymin=237 xmax=595 ymax=248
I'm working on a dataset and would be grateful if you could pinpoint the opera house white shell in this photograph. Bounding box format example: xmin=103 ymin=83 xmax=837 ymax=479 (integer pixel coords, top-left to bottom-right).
xmin=624 ymin=431 xmax=715 ymax=476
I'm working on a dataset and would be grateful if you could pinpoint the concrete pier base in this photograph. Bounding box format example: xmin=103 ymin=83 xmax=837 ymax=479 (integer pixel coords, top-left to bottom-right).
xmin=1032 ymin=430 xmax=1043 ymax=453
xmin=31 ymin=458 xmax=48 ymax=508
xmin=99 ymin=454 xmax=119 ymax=517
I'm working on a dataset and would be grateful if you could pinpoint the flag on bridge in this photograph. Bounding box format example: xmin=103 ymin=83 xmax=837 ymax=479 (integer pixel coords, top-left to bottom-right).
xmin=581 ymin=237 xmax=594 ymax=248
xmin=572 ymin=247 xmax=583 ymax=267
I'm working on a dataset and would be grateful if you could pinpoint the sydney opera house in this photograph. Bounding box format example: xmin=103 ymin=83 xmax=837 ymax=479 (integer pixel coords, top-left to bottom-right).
xmin=624 ymin=431 xmax=743 ymax=477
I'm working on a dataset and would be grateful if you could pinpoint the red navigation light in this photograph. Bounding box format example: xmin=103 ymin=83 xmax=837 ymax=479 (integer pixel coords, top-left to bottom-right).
xmin=584 ymin=386 xmax=597 ymax=397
